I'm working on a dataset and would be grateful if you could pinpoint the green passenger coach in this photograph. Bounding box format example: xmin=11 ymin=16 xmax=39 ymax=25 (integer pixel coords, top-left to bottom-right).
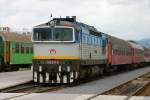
xmin=0 ymin=32 xmax=33 ymax=71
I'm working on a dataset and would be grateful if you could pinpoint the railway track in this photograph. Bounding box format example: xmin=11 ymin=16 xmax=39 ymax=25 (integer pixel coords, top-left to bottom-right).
xmin=0 ymin=82 xmax=64 ymax=93
xmin=0 ymin=82 xmax=65 ymax=100
xmin=0 ymin=86 xmax=63 ymax=100
xmin=85 ymin=72 xmax=150 ymax=100
xmin=1 ymin=85 xmax=63 ymax=93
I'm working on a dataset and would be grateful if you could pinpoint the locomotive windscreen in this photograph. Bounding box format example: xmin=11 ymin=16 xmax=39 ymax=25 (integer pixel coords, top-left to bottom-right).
xmin=33 ymin=27 xmax=73 ymax=42
xmin=33 ymin=28 xmax=52 ymax=41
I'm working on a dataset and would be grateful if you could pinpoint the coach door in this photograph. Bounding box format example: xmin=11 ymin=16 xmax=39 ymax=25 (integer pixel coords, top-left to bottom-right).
xmin=6 ymin=41 xmax=10 ymax=64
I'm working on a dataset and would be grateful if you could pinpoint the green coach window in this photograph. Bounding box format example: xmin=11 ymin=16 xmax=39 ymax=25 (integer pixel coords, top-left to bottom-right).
xmin=15 ymin=43 xmax=20 ymax=53
xmin=21 ymin=45 xmax=25 ymax=54
xmin=30 ymin=47 xmax=33 ymax=53
xmin=26 ymin=47 xmax=30 ymax=54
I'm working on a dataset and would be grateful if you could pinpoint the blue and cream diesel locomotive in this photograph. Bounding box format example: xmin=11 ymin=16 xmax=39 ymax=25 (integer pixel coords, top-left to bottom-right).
xmin=32 ymin=16 xmax=108 ymax=83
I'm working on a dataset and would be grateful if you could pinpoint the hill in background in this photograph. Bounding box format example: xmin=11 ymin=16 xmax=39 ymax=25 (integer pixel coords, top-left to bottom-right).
xmin=137 ymin=38 xmax=150 ymax=48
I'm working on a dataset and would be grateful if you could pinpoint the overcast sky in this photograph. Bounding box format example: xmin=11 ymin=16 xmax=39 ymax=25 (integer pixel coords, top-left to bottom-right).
xmin=0 ymin=0 xmax=150 ymax=40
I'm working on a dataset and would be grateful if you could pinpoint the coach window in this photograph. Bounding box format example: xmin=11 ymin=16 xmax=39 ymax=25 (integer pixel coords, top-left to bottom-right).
xmin=119 ymin=48 xmax=122 ymax=55
xmin=21 ymin=45 xmax=24 ymax=54
xmin=126 ymin=49 xmax=129 ymax=55
xmin=26 ymin=47 xmax=30 ymax=54
xmin=15 ymin=43 xmax=20 ymax=53
xmin=119 ymin=48 xmax=121 ymax=55
xmin=124 ymin=48 xmax=126 ymax=55
xmin=31 ymin=47 xmax=33 ymax=53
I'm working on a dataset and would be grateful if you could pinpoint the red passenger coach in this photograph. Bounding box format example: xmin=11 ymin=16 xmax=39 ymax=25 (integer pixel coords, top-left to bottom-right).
xmin=128 ymin=41 xmax=145 ymax=64
xmin=107 ymin=36 xmax=132 ymax=66
xmin=144 ymin=47 xmax=150 ymax=63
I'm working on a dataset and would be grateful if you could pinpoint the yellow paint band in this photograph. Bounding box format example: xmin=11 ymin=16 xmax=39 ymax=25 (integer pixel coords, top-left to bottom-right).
xmin=33 ymin=56 xmax=80 ymax=60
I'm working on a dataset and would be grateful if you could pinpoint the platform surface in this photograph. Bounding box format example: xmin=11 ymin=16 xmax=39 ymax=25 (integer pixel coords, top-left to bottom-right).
xmin=130 ymin=96 xmax=150 ymax=100
xmin=1 ymin=94 xmax=150 ymax=100
xmin=0 ymin=71 xmax=32 ymax=89
xmin=0 ymin=93 xmax=93 ymax=100
xmin=91 ymin=95 xmax=127 ymax=100
xmin=53 ymin=67 xmax=150 ymax=94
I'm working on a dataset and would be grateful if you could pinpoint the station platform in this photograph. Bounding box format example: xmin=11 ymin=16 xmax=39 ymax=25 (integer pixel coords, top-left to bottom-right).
xmin=91 ymin=95 xmax=150 ymax=100
xmin=130 ymin=96 xmax=150 ymax=100
xmin=0 ymin=71 xmax=32 ymax=89
xmin=0 ymin=93 xmax=93 ymax=100
xmin=0 ymin=93 xmax=150 ymax=100
xmin=53 ymin=67 xmax=150 ymax=94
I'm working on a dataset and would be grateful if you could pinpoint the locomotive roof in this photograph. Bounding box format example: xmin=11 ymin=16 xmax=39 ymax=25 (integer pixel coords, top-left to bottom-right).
xmin=0 ymin=32 xmax=31 ymax=43
xmin=35 ymin=18 xmax=99 ymax=33
xmin=35 ymin=20 xmax=80 ymax=29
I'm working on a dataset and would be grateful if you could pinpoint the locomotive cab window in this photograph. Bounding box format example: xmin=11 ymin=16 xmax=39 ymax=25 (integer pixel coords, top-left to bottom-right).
xmin=33 ymin=28 xmax=52 ymax=41
xmin=53 ymin=28 xmax=73 ymax=41
xmin=33 ymin=27 xmax=74 ymax=42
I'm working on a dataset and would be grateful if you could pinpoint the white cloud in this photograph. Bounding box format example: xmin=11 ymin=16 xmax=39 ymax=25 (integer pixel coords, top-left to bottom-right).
xmin=0 ymin=0 xmax=150 ymax=40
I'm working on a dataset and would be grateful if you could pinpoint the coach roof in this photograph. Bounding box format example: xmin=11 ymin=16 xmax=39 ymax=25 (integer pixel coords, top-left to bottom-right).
xmin=0 ymin=32 xmax=31 ymax=43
